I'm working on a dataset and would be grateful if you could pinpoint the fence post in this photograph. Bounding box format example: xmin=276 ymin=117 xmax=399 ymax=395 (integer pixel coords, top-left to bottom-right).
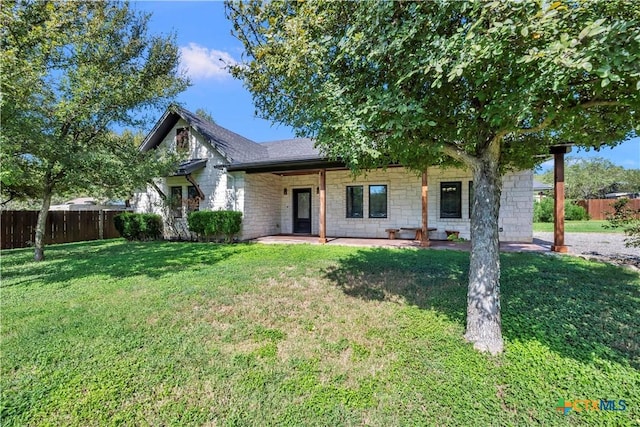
xmin=99 ymin=209 xmax=104 ymax=240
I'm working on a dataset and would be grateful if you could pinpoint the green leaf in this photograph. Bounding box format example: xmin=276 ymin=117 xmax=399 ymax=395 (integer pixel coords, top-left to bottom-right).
xmin=601 ymin=78 xmax=610 ymax=87
xmin=578 ymin=26 xmax=590 ymax=40
xmin=582 ymin=62 xmax=593 ymax=72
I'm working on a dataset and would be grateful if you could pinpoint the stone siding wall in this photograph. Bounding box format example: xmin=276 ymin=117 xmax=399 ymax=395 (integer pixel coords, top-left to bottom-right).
xmin=324 ymin=167 xmax=532 ymax=242
xmin=498 ymin=170 xmax=533 ymax=242
xmin=239 ymin=173 xmax=282 ymax=240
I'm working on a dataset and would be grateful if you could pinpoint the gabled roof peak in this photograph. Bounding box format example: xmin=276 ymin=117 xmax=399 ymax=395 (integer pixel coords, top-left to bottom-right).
xmin=140 ymin=105 xmax=266 ymax=163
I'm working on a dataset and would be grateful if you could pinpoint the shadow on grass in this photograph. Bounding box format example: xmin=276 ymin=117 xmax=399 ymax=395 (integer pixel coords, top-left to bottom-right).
xmin=324 ymin=248 xmax=640 ymax=369
xmin=0 ymin=239 xmax=242 ymax=288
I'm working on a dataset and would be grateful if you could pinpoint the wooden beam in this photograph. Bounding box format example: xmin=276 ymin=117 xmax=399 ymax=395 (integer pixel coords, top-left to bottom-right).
xmin=551 ymin=151 xmax=568 ymax=253
xmin=319 ymin=169 xmax=327 ymax=244
xmin=550 ymin=144 xmax=572 ymax=154
xmin=148 ymin=180 xmax=166 ymax=200
xmin=185 ymin=174 xmax=205 ymax=200
xmin=421 ymin=170 xmax=430 ymax=247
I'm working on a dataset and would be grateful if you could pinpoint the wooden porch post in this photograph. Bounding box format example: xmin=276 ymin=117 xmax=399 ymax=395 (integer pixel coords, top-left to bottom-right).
xmin=551 ymin=145 xmax=571 ymax=253
xmin=319 ymin=169 xmax=327 ymax=244
xmin=421 ymin=169 xmax=430 ymax=247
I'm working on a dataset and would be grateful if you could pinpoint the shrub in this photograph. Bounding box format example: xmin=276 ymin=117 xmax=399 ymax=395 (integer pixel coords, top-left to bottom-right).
xmin=533 ymin=198 xmax=589 ymax=222
xmin=187 ymin=211 xmax=219 ymax=241
xmin=114 ymin=212 xmax=163 ymax=241
xmin=605 ymin=198 xmax=640 ymax=247
xmin=533 ymin=198 xmax=553 ymax=222
xmin=187 ymin=210 xmax=242 ymax=242
xmin=218 ymin=211 xmax=242 ymax=242
xmin=565 ymin=201 xmax=589 ymax=221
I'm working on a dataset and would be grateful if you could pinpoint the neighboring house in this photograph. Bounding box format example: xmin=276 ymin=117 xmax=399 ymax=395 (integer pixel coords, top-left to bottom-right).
xmin=133 ymin=106 xmax=533 ymax=242
xmin=605 ymin=192 xmax=640 ymax=199
xmin=49 ymin=197 xmax=129 ymax=211
xmin=533 ymin=179 xmax=553 ymax=202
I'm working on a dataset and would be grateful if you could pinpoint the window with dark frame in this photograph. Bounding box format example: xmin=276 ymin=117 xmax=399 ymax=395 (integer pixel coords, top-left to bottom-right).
xmin=369 ymin=185 xmax=388 ymax=218
xmin=440 ymin=181 xmax=462 ymax=218
xmin=170 ymin=186 xmax=183 ymax=218
xmin=346 ymin=186 xmax=363 ymax=218
xmin=176 ymin=127 xmax=189 ymax=151
xmin=187 ymin=185 xmax=200 ymax=213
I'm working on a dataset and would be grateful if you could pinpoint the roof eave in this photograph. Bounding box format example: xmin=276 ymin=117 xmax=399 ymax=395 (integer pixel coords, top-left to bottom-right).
xmin=139 ymin=109 xmax=179 ymax=152
xmin=171 ymin=159 xmax=208 ymax=176
xmin=225 ymin=158 xmax=345 ymax=173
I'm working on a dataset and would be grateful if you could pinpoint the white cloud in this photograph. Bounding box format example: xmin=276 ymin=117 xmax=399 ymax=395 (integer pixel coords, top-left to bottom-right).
xmin=179 ymin=43 xmax=237 ymax=80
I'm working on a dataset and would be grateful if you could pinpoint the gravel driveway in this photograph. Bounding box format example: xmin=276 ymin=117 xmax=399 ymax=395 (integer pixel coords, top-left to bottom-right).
xmin=533 ymin=232 xmax=639 ymax=268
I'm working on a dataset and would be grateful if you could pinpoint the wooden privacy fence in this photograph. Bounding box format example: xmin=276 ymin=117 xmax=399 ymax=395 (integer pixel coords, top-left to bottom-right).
xmin=577 ymin=199 xmax=640 ymax=221
xmin=1 ymin=210 xmax=123 ymax=250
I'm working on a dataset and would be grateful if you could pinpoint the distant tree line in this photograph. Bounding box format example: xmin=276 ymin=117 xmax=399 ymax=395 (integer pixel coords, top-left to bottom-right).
xmin=537 ymin=157 xmax=640 ymax=200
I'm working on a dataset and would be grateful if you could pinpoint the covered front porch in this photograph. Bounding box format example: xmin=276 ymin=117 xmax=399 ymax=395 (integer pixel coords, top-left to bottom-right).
xmin=236 ymin=166 xmax=483 ymax=244
xmin=233 ymin=162 xmax=534 ymax=244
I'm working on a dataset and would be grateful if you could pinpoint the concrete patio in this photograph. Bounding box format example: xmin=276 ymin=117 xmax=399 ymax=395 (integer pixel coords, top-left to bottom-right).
xmin=251 ymin=235 xmax=548 ymax=252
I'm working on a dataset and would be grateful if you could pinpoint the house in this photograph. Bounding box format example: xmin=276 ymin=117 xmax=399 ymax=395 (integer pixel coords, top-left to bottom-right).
xmin=532 ymin=179 xmax=553 ymax=202
xmin=605 ymin=192 xmax=640 ymax=199
xmin=133 ymin=106 xmax=533 ymax=243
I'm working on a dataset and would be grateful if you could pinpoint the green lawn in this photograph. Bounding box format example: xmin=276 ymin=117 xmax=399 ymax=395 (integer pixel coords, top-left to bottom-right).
xmin=533 ymin=220 xmax=623 ymax=233
xmin=1 ymin=241 xmax=638 ymax=426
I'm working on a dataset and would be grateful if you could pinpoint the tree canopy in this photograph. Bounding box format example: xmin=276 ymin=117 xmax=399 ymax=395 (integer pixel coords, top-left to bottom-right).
xmin=1 ymin=0 xmax=189 ymax=260
xmin=195 ymin=108 xmax=216 ymax=124
xmin=227 ymin=1 xmax=638 ymax=171
xmin=538 ymin=157 xmax=640 ymax=199
xmin=227 ymin=0 xmax=640 ymax=354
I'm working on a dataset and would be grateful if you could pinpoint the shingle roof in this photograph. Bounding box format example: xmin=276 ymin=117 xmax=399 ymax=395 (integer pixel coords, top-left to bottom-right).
xmin=174 ymin=107 xmax=267 ymax=163
xmin=140 ymin=106 xmax=327 ymax=170
xmin=262 ymin=138 xmax=321 ymax=161
xmin=533 ymin=180 xmax=552 ymax=191
xmin=140 ymin=105 xmax=266 ymax=163
xmin=172 ymin=159 xmax=207 ymax=176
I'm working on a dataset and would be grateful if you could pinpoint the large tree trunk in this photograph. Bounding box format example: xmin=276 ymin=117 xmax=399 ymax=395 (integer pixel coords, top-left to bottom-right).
xmin=464 ymin=146 xmax=504 ymax=355
xmin=33 ymin=187 xmax=53 ymax=262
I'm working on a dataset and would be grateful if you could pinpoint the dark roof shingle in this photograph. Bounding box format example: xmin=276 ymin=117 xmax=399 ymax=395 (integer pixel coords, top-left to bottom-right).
xmin=175 ymin=107 xmax=267 ymax=163
xmin=140 ymin=105 xmax=326 ymax=169
xmin=262 ymin=138 xmax=321 ymax=162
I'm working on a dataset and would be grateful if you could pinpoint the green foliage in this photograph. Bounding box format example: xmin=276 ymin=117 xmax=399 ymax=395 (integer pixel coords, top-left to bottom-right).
xmin=227 ymin=1 xmax=639 ymax=172
xmin=194 ymin=108 xmax=216 ymax=123
xmin=533 ymin=198 xmax=588 ymax=222
xmin=113 ymin=212 xmax=162 ymax=241
xmin=187 ymin=210 xmax=242 ymax=242
xmin=566 ymin=201 xmax=589 ymax=221
xmin=533 ymin=198 xmax=554 ymax=222
xmin=537 ymin=157 xmax=639 ymax=200
xmin=187 ymin=211 xmax=217 ymax=239
xmin=227 ymin=0 xmax=640 ymax=352
xmin=1 ymin=241 xmax=638 ymax=425
xmin=1 ymin=0 xmax=188 ymax=258
xmin=219 ymin=211 xmax=242 ymax=242
xmin=605 ymin=198 xmax=640 ymax=247
xmin=446 ymin=233 xmax=467 ymax=242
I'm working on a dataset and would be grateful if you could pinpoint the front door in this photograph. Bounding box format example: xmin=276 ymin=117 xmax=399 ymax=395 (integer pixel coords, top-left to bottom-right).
xmin=293 ymin=188 xmax=312 ymax=234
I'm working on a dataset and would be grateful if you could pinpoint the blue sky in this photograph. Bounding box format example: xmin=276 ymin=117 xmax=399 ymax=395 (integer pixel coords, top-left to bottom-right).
xmin=133 ymin=1 xmax=639 ymax=169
